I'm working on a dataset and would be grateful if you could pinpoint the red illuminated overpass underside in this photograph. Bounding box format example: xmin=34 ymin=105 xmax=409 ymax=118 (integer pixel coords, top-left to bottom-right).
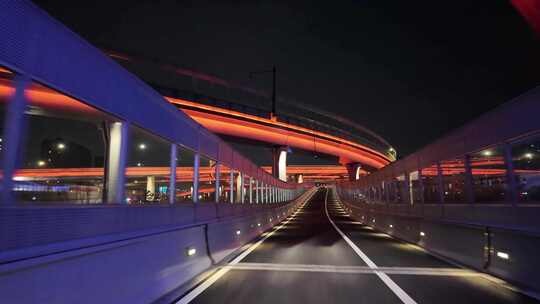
xmin=0 ymin=78 xmax=391 ymax=169
xmin=167 ymin=98 xmax=391 ymax=169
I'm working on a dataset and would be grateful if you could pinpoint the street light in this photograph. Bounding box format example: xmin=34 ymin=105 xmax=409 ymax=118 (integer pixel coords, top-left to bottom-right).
xmin=249 ymin=66 xmax=276 ymax=119
xmin=138 ymin=143 xmax=146 ymax=150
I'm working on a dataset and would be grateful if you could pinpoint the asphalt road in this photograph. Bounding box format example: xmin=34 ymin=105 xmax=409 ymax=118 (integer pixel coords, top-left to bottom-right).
xmin=177 ymin=188 xmax=539 ymax=304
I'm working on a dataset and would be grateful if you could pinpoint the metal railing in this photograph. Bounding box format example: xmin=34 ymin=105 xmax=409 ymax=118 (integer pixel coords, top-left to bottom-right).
xmin=336 ymin=84 xmax=540 ymax=230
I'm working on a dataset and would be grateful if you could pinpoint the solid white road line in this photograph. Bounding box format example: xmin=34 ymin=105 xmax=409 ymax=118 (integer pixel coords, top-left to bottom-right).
xmin=324 ymin=188 xmax=417 ymax=304
xmin=174 ymin=188 xmax=318 ymax=304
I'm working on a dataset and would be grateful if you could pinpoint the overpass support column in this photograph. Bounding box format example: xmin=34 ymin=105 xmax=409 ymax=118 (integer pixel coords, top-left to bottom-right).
xmin=272 ymin=146 xmax=288 ymax=182
xmin=236 ymin=172 xmax=243 ymax=203
xmin=1 ymin=75 xmax=29 ymax=204
xmin=106 ymin=121 xmax=129 ymax=203
xmin=146 ymin=176 xmax=155 ymax=201
xmin=345 ymin=163 xmax=362 ymax=181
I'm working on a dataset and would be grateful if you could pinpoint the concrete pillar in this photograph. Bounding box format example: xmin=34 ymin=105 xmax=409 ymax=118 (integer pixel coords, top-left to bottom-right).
xmin=1 ymin=75 xmax=29 ymax=204
xmin=346 ymin=163 xmax=362 ymax=181
xmin=236 ymin=172 xmax=243 ymax=203
xmin=193 ymin=152 xmax=200 ymax=203
xmin=214 ymin=162 xmax=220 ymax=203
xmin=146 ymin=176 xmax=155 ymax=201
xmin=106 ymin=121 xmax=129 ymax=204
xmin=169 ymin=144 xmax=177 ymax=204
xmin=272 ymin=146 xmax=288 ymax=181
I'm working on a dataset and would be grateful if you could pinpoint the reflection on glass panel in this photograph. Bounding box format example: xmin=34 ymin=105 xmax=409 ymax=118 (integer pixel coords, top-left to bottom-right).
xmin=512 ymin=137 xmax=540 ymax=203
xmin=234 ymin=171 xmax=243 ymax=203
xmin=199 ymin=155 xmax=217 ymax=202
xmin=421 ymin=165 xmax=440 ymax=203
xmin=409 ymin=171 xmax=421 ymax=204
xmin=440 ymin=157 xmax=466 ymax=203
xmin=218 ymin=164 xmax=232 ymax=203
xmin=16 ymin=81 xmax=111 ymax=203
xmin=387 ymin=180 xmax=396 ymax=203
xmin=0 ymin=67 xmax=14 ymax=185
xmin=243 ymin=175 xmax=251 ymax=203
xmin=381 ymin=181 xmax=388 ymax=202
xmin=470 ymin=147 xmax=507 ymax=203
xmin=176 ymin=146 xmax=195 ymax=202
xmin=125 ymin=127 xmax=170 ymax=204
xmin=368 ymin=186 xmax=375 ymax=203
xmin=394 ymin=175 xmax=406 ymax=203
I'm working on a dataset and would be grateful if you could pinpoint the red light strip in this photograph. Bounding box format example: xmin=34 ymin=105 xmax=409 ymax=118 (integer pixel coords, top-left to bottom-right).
xmin=168 ymin=97 xmax=392 ymax=165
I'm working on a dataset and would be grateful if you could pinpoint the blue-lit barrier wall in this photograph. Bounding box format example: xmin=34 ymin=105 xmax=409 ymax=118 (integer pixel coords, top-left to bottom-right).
xmin=336 ymin=85 xmax=540 ymax=292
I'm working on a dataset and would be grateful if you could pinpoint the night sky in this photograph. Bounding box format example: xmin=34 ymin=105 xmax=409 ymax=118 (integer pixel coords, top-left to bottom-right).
xmin=33 ymin=0 xmax=540 ymax=157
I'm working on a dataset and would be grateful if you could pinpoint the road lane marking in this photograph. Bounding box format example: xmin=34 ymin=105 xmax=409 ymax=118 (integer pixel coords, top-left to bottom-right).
xmin=174 ymin=188 xmax=318 ymax=304
xmin=226 ymin=262 xmax=482 ymax=276
xmin=324 ymin=188 xmax=417 ymax=304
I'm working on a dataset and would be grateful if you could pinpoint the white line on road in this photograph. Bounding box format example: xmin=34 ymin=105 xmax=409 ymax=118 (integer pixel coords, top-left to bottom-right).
xmin=324 ymin=188 xmax=417 ymax=304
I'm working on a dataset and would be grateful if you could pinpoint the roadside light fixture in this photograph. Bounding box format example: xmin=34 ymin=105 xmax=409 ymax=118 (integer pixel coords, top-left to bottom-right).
xmin=420 ymin=231 xmax=426 ymax=237
xmin=186 ymin=247 xmax=197 ymax=257
xmin=138 ymin=143 xmax=146 ymax=150
xmin=57 ymin=143 xmax=66 ymax=150
xmin=37 ymin=160 xmax=46 ymax=167
xmin=496 ymin=251 xmax=509 ymax=260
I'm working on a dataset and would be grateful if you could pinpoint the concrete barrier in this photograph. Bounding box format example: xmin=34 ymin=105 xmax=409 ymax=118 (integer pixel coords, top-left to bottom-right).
xmin=339 ymin=197 xmax=540 ymax=293
xmin=0 ymin=189 xmax=315 ymax=304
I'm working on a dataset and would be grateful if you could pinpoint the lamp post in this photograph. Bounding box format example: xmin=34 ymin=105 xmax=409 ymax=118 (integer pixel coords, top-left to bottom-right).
xmin=249 ymin=66 xmax=276 ymax=119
